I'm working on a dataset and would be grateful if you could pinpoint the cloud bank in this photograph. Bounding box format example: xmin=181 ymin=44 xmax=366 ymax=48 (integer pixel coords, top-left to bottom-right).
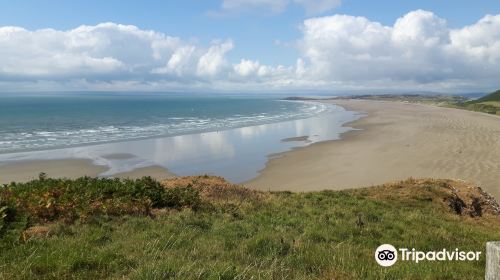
xmin=0 ymin=10 xmax=499 ymax=92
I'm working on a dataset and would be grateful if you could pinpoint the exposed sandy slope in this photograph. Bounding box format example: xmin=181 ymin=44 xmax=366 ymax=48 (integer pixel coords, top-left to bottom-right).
xmin=246 ymin=100 xmax=500 ymax=199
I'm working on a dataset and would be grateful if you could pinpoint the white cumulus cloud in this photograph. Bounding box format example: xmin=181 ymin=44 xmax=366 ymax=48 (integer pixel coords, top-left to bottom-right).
xmin=298 ymin=10 xmax=500 ymax=89
xmin=0 ymin=10 xmax=499 ymax=93
xmin=0 ymin=23 xmax=287 ymax=91
xmin=234 ymin=59 xmax=265 ymax=76
xmin=0 ymin=23 xmax=181 ymax=79
xmin=197 ymin=40 xmax=234 ymax=77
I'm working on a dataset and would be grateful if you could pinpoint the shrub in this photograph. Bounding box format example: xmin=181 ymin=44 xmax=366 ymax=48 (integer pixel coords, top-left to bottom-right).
xmin=162 ymin=184 xmax=201 ymax=210
xmin=0 ymin=175 xmax=202 ymax=230
xmin=0 ymin=195 xmax=17 ymax=233
xmin=129 ymin=176 xmax=166 ymax=207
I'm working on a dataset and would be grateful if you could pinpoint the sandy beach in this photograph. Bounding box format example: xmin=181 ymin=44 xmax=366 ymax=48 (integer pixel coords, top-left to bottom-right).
xmin=0 ymin=102 xmax=356 ymax=184
xmin=2 ymin=100 xmax=499 ymax=200
xmin=0 ymin=159 xmax=174 ymax=184
xmin=0 ymin=159 xmax=108 ymax=183
xmin=112 ymin=165 xmax=175 ymax=180
xmin=246 ymin=100 xmax=500 ymax=199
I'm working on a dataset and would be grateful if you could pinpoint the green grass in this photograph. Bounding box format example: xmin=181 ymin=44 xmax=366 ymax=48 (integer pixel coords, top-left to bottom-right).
xmin=1 ymin=176 xmax=499 ymax=279
xmin=478 ymin=101 xmax=500 ymax=107
xmin=453 ymin=102 xmax=500 ymax=115
xmin=451 ymin=89 xmax=500 ymax=115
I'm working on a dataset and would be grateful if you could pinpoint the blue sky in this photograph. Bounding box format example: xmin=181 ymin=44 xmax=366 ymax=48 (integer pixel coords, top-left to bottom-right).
xmin=0 ymin=0 xmax=499 ymax=93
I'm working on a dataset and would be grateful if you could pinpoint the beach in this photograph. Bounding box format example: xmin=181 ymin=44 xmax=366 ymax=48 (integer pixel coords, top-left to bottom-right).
xmin=0 ymin=159 xmax=108 ymax=183
xmin=0 ymin=101 xmax=357 ymax=184
xmin=247 ymin=100 xmax=500 ymax=199
xmin=0 ymin=158 xmax=174 ymax=183
xmin=2 ymin=99 xmax=499 ymax=200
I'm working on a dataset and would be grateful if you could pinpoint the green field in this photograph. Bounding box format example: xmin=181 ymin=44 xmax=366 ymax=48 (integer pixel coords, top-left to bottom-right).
xmin=1 ymin=175 xmax=499 ymax=279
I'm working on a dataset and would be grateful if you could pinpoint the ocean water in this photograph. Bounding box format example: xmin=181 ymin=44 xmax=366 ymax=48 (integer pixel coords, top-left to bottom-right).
xmin=0 ymin=93 xmax=330 ymax=153
xmin=0 ymin=92 xmax=361 ymax=182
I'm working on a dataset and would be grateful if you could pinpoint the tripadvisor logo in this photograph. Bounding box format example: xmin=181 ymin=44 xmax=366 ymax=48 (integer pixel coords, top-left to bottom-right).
xmin=375 ymin=244 xmax=482 ymax=267
xmin=375 ymin=244 xmax=398 ymax=267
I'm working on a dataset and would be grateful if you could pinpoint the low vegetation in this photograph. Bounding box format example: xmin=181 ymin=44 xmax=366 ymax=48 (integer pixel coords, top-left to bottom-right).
xmin=473 ymin=89 xmax=500 ymax=103
xmin=336 ymin=90 xmax=500 ymax=115
xmin=452 ymin=89 xmax=500 ymax=115
xmin=336 ymin=94 xmax=468 ymax=106
xmin=1 ymin=175 xmax=499 ymax=279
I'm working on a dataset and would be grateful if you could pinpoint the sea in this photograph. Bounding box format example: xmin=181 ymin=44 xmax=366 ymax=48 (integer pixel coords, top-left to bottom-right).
xmin=0 ymin=92 xmax=361 ymax=182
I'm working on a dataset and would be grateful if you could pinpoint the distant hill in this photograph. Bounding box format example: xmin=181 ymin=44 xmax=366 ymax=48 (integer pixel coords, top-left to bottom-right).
xmin=460 ymin=89 xmax=500 ymax=115
xmin=473 ymin=89 xmax=500 ymax=103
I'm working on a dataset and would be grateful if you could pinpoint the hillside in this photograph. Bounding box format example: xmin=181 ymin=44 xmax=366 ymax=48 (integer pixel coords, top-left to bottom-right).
xmin=1 ymin=175 xmax=499 ymax=279
xmin=474 ymin=89 xmax=500 ymax=103
xmin=457 ymin=89 xmax=500 ymax=115
xmin=321 ymin=91 xmax=500 ymax=115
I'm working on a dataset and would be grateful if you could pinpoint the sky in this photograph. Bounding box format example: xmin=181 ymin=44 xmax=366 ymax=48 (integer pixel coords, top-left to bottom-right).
xmin=0 ymin=0 xmax=499 ymax=93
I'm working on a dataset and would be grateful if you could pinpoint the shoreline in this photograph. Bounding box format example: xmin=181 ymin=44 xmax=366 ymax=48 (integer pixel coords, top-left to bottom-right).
xmin=3 ymin=99 xmax=498 ymax=200
xmin=0 ymin=100 xmax=331 ymax=156
xmin=246 ymin=99 xmax=500 ymax=200
xmin=0 ymin=103 xmax=358 ymax=184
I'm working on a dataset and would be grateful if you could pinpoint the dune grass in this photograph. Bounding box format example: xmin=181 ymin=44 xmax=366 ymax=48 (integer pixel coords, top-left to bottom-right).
xmin=0 ymin=175 xmax=499 ymax=279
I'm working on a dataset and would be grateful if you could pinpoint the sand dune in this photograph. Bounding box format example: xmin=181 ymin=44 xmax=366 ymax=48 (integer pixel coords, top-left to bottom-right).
xmin=246 ymin=100 xmax=500 ymax=199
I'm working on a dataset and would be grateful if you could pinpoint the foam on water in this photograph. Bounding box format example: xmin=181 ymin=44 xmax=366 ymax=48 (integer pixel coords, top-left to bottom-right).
xmin=0 ymin=94 xmax=329 ymax=153
xmin=0 ymin=102 xmax=362 ymax=182
xmin=0 ymin=93 xmax=365 ymax=182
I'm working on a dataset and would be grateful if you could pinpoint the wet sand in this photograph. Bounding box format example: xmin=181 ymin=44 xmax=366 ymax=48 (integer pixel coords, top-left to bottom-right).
xmin=3 ymin=100 xmax=499 ymax=200
xmin=282 ymin=136 xmax=310 ymax=142
xmin=246 ymin=100 xmax=500 ymax=199
xmin=0 ymin=159 xmax=108 ymax=183
xmin=0 ymin=159 xmax=174 ymax=184
xmin=0 ymin=104 xmax=357 ymax=184
xmin=111 ymin=166 xmax=175 ymax=180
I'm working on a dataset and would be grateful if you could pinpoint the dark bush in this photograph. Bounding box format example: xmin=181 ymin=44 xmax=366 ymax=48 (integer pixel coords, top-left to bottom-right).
xmin=470 ymin=197 xmax=482 ymax=217
xmin=129 ymin=176 xmax=166 ymax=207
xmin=163 ymin=184 xmax=201 ymax=210
xmin=445 ymin=195 xmax=466 ymax=215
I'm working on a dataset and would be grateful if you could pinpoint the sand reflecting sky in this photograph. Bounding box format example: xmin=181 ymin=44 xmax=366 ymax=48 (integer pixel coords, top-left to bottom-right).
xmin=0 ymin=104 xmax=361 ymax=182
